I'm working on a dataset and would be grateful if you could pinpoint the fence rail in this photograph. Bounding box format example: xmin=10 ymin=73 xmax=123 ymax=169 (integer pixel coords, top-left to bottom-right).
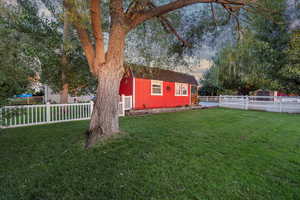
xmin=198 ymin=95 xmax=300 ymax=113
xmin=198 ymin=96 xmax=220 ymax=102
xmin=0 ymin=95 xmax=133 ymax=129
xmin=220 ymin=96 xmax=300 ymax=113
xmin=10 ymin=96 xmax=45 ymax=105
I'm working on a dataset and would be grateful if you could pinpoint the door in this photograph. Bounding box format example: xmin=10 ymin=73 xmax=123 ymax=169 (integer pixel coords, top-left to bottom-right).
xmin=191 ymin=85 xmax=198 ymax=105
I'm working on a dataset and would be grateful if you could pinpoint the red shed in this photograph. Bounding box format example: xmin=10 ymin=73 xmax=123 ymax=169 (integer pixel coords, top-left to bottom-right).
xmin=119 ymin=64 xmax=198 ymax=110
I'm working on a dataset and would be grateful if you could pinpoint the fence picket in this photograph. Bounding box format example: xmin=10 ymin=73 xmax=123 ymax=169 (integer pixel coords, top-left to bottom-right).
xmin=1 ymin=96 xmax=132 ymax=128
xmin=214 ymin=95 xmax=300 ymax=113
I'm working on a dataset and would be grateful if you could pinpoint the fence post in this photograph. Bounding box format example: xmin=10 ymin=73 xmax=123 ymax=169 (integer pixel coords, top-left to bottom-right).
xmin=46 ymin=102 xmax=50 ymax=122
xmin=279 ymin=96 xmax=282 ymax=113
xmin=245 ymin=96 xmax=249 ymax=110
xmin=90 ymin=101 xmax=94 ymax=116
xmin=0 ymin=107 xmax=3 ymax=129
xmin=122 ymin=95 xmax=125 ymax=105
xmin=122 ymin=95 xmax=125 ymax=116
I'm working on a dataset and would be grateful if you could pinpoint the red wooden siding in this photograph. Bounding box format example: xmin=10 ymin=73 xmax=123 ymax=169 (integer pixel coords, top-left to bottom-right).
xmin=119 ymin=75 xmax=133 ymax=96
xmin=134 ymin=78 xmax=191 ymax=110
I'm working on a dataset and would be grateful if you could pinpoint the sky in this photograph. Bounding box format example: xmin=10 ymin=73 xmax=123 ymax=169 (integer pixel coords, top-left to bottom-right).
xmin=287 ymin=0 xmax=300 ymax=30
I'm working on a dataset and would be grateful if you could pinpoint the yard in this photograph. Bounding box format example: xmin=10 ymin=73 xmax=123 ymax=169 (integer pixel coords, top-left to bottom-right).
xmin=0 ymin=108 xmax=300 ymax=200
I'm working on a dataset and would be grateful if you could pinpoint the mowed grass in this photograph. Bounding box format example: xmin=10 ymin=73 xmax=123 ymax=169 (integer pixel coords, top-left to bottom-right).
xmin=0 ymin=108 xmax=300 ymax=200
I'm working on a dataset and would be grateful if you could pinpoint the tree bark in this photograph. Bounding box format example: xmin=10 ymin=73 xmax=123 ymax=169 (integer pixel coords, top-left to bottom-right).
xmin=60 ymin=2 xmax=70 ymax=104
xmin=60 ymin=71 xmax=69 ymax=104
xmin=85 ymin=2 xmax=126 ymax=147
xmin=85 ymin=62 xmax=124 ymax=148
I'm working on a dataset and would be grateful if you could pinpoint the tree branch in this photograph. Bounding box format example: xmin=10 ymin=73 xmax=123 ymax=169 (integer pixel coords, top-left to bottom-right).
xmin=126 ymin=0 xmax=248 ymax=31
xmin=76 ymin=25 xmax=97 ymax=75
xmin=64 ymin=0 xmax=96 ymax=76
xmin=90 ymin=0 xmax=105 ymax=70
xmin=210 ymin=2 xmax=218 ymax=27
xmin=109 ymin=0 xmax=124 ymax=23
xmin=147 ymin=1 xmax=191 ymax=47
xmin=158 ymin=16 xmax=192 ymax=47
xmin=106 ymin=0 xmax=126 ymax=63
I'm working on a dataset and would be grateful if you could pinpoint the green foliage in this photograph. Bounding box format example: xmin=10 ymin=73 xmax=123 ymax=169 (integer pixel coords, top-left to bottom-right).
xmin=201 ymin=0 xmax=292 ymax=95
xmin=218 ymin=31 xmax=279 ymax=94
xmin=199 ymin=65 xmax=222 ymax=96
xmin=201 ymin=31 xmax=278 ymax=95
xmin=168 ymin=4 xmax=232 ymax=59
xmin=4 ymin=0 xmax=96 ymax=95
xmin=1 ymin=109 xmax=300 ymax=199
xmin=249 ymin=0 xmax=289 ymax=73
xmin=126 ymin=8 xmax=182 ymax=68
xmin=279 ymin=30 xmax=300 ymax=94
xmin=0 ymin=7 xmax=35 ymax=107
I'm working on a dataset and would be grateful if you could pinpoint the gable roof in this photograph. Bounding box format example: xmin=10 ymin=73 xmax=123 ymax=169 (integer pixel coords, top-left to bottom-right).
xmin=125 ymin=64 xmax=198 ymax=85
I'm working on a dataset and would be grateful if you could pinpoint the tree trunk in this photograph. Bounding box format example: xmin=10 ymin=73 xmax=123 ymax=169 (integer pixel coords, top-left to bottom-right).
xmin=59 ymin=54 xmax=69 ymax=104
xmin=85 ymin=63 xmax=124 ymax=148
xmin=60 ymin=72 xmax=69 ymax=104
xmin=60 ymin=3 xmax=70 ymax=104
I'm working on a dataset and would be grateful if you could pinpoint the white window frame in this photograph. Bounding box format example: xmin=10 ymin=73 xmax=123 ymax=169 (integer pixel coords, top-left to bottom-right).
xmin=175 ymin=83 xmax=181 ymax=96
xmin=175 ymin=83 xmax=189 ymax=96
xmin=181 ymin=83 xmax=188 ymax=96
xmin=151 ymin=80 xmax=163 ymax=96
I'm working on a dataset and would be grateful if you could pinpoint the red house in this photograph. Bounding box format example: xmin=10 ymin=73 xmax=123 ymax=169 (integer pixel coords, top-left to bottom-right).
xmin=119 ymin=64 xmax=198 ymax=110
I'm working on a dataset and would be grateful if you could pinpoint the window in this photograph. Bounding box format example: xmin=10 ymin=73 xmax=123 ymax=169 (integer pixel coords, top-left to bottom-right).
xmin=175 ymin=83 xmax=181 ymax=96
xmin=151 ymin=80 xmax=163 ymax=96
xmin=175 ymin=83 xmax=188 ymax=96
xmin=181 ymin=84 xmax=188 ymax=96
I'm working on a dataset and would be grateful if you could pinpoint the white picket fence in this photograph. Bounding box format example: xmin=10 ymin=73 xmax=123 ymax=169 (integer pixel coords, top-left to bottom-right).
xmin=122 ymin=95 xmax=133 ymax=110
xmin=0 ymin=95 xmax=133 ymax=129
xmin=199 ymin=95 xmax=300 ymax=113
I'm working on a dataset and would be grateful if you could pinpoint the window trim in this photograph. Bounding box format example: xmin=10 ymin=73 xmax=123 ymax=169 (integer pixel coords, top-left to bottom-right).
xmin=175 ymin=82 xmax=181 ymax=96
xmin=151 ymin=80 xmax=163 ymax=96
xmin=181 ymin=83 xmax=188 ymax=96
xmin=175 ymin=83 xmax=189 ymax=96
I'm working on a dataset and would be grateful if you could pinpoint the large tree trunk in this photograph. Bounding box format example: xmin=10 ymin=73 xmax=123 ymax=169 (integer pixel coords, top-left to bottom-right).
xmin=85 ymin=63 xmax=124 ymax=148
xmin=84 ymin=9 xmax=126 ymax=148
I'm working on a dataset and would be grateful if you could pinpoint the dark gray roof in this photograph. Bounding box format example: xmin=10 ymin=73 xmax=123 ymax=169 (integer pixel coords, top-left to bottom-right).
xmin=125 ymin=64 xmax=198 ymax=85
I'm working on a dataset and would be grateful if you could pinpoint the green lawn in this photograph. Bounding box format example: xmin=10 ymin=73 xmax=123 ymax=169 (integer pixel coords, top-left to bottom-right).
xmin=1 ymin=108 xmax=300 ymax=200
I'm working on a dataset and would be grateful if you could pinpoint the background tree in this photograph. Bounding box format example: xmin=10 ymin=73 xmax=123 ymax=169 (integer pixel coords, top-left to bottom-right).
xmin=199 ymin=65 xmax=222 ymax=96
xmin=4 ymin=0 xmax=97 ymax=103
xmin=0 ymin=5 xmax=35 ymax=115
xmin=200 ymin=0 xmax=290 ymax=95
xmin=216 ymin=31 xmax=278 ymax=95
xmin=279 ymin=30 xmax=300 ymax=94
xmin=249 ymin=0 xmax=289 ymax=87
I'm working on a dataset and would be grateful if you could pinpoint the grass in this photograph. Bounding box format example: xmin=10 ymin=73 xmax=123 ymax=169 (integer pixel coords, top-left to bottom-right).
xmin=0 ymin=108 xmax=300 ymax=200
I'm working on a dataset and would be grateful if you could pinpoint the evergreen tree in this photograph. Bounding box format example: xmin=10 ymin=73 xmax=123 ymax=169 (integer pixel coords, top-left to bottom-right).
xmin=249 ymin=0 xmax=289 ymax=85
xmin=280 ymin=30 xmax=300 ymax=94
